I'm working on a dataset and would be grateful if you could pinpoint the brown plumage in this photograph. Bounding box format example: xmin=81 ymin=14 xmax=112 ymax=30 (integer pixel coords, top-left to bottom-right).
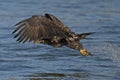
xmin=13 ymin=13 xmax=94 ymax=56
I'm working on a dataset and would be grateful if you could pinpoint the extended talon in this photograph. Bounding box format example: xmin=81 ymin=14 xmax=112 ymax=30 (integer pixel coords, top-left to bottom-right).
xmin=80 ymin=49 xmax=93 ymax=56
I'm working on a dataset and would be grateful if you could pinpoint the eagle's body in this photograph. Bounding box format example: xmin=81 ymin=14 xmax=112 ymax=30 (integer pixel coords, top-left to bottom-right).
xmin=13 ymin=13 xmax=94 ymax=56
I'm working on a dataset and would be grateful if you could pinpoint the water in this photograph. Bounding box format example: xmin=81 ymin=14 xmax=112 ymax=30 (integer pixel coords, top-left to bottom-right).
xmin=0 ymin=0 xmax=120 ymax=80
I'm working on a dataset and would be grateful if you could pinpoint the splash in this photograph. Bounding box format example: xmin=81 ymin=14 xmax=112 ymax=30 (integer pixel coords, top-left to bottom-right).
xmin=93 ymin=42 xmax=120 ymax=65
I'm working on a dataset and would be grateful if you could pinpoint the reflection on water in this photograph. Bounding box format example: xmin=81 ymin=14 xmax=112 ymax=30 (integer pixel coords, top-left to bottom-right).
xmin=28 ymin=72 xmax=84 ymax=80
xmin=2 ymin=72 xmax=88 ymax=80
xmin=0 ymin=0 xmax=120 ymax=80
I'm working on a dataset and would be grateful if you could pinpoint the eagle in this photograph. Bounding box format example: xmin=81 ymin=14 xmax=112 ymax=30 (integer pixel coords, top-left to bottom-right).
xmin=13 ymin=13 xmax=94 ymax=56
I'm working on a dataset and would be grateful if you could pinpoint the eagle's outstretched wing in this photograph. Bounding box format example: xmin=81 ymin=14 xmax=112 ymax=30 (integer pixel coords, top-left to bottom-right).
xmin=13 ymin=13 xmax=71 ymax=43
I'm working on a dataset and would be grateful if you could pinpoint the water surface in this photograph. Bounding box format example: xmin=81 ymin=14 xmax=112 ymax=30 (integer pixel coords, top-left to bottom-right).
xmin=0 ymin=0 xmax=120 ymax=80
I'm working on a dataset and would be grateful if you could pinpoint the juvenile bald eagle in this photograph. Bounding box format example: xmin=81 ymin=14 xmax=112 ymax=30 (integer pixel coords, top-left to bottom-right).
xmin=13 ymin=13 xmax=94 ymax=56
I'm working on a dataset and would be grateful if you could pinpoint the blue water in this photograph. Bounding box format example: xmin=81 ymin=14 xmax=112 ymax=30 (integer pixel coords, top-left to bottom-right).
xmin=0 ymin=0 xmax=120 ymax=80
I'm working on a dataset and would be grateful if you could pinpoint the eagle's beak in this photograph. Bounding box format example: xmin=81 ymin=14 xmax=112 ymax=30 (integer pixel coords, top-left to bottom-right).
xmin=80 ymin=49 xmax=93 ymax=56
